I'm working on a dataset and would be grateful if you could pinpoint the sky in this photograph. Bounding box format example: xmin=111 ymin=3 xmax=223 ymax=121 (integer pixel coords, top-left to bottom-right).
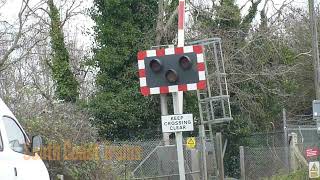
xmin=0 ymin=0 xmax=311 ymax=23
xmin=0 ymin=0 xmax=94 ymax=49
xmin=0 ymin=0 xmax=312 ymax=49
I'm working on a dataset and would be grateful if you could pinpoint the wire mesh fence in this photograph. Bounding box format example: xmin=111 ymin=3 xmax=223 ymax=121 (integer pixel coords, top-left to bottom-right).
xmin=242 ymin=129 xmax=319 ymax=180
xmin=243 ymin=146 xmax=290 ymax=180
xmin=245 ymin=132 xmax=287 ymax=148
xmin=96 ymin=136 xmax=210 ymax=180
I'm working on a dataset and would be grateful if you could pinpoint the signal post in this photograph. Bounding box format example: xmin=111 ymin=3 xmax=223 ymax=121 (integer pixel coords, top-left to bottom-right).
xmin=137 ymin=47 xmax=206 ymax=180
xmin=137 ymin=1 xmax=206 ymax=179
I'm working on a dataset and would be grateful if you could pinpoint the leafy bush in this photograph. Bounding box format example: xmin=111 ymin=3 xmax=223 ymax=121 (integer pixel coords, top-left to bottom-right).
xmin=270 ymin=169 xmax=315 ymax=180
xmin=19 ymin=102 xmax=113 ymax=179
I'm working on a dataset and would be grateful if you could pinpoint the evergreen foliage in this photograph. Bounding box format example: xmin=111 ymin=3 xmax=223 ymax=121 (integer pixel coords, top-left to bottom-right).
xmin=90 ymin=0 xmax=161 ymax=140
xmin=48 ymin=0 xmax=79 ymax=102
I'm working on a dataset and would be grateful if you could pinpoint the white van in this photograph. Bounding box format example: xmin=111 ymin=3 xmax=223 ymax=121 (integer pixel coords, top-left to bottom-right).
xmin=0 ymin=98 xmax=50 ymax=180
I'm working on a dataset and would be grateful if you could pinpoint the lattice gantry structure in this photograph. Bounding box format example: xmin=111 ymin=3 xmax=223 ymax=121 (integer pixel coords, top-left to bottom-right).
xmin=189 ymin=38 xmax=232 ymax=126
xmin=188 ymin=38 xmax=233 ymax=179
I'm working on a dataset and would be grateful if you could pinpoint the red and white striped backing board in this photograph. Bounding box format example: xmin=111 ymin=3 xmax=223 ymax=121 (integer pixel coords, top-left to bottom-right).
xmin=137 ymin=45 xmax=206 ymax=96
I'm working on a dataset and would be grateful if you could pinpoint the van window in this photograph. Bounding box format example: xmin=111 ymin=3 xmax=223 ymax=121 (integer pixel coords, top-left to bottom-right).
xmin=2 ymin=117 xmax=26 ymax=154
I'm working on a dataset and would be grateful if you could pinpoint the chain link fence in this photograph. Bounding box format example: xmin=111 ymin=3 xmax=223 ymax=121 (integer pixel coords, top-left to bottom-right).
xmin=242 ymin=129 xmax=319 ymax=180
xmin=96 ymin=137 xmax=210 ymax=179
xmin=243 ymin=146 xmax=290 ymax=179
xmin=242 ymin=132 xmax=289 ymax=180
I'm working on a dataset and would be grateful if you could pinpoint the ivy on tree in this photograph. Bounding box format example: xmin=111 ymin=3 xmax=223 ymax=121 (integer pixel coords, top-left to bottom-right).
xmin=90 ymin=0 xmax=161 ymax=140
xmin=48 ymin=0 xmax=79 ymax=102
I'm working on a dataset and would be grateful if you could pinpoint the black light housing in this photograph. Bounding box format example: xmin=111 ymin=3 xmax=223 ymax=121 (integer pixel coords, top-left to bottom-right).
xmin=179 ymin=56 xmax=192 ymax=70
xmin=149 ymin=59 xmax=162 ymax=73
xmin=165 ymin=69 xmax=178 ymax=83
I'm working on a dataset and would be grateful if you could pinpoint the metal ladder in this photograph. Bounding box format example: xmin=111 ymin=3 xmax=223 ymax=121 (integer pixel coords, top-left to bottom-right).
xmin=189 ymin=38 xmax=232 ymax=180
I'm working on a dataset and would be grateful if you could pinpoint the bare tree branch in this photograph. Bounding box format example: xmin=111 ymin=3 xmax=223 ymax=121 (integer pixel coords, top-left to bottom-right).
xmin=0 ymin=0 xmax=29 ymax=68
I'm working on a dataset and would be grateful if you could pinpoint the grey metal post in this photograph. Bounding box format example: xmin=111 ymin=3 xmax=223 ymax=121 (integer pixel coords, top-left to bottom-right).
xmin=199 ymin=124 xmax=208 ymax=180
xmin=283 ymin=108 xmax=290 ymax=171
xmin=197 ymin=89 xmax=208 ymax=180
xmin=239 ymin=146 xmax=245 ymax=180
xmin=216 ymin=133 xmax=224 ymax=180
xmin=173 ymin=92 xmax=186 ymax=180
xmin=308 ymin=0 xmax=320 ymax=99
xmin=161 ymin=94 xmax=170 ymax=145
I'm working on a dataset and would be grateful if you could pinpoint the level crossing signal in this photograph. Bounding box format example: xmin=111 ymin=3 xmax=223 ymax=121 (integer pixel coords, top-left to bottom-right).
xmin=137 ymin=45 xmax=206 ymax=96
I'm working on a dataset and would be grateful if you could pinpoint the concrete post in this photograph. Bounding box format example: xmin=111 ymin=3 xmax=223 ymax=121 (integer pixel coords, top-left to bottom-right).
xmin=240 ymin=146 xmax=245 ymax=180
xmin=191 ymin=149 xmax=200 ymax=180
xmin=289 ymin=133 xmax=298 ymax=172
xmin=57 ymin=174 xmax=64 ymax=180
xmin=216 ymin=133 xmax=224 ymax=180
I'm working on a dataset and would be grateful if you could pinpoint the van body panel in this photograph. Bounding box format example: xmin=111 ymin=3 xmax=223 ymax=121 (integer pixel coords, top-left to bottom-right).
xmin=0 ymin=98 xmax=50 ymax=180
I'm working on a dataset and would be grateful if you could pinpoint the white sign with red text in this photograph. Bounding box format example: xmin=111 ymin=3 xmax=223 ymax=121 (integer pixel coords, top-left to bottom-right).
xmin=306 ymin=148 xmax=319 ymax=158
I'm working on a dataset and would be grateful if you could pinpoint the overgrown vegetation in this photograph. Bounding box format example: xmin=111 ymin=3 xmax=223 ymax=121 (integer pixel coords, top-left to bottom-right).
xmin=89 ymin=0 xmax=161 ymax=140
xmin=270 ymin=169 xmax=310 ymax=180
xmin=48 ymin=0 xmax=79 ymax=102
xmin=19 ymin=103 xmax=114 ymax=179
xmin=0 ymin=0 xmax=318 ymax=179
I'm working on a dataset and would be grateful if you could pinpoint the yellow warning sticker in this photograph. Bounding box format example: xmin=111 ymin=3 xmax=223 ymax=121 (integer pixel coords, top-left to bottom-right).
xmin=186 ymin=137 xmax=196 ymax=149
xmin=309 ymin=161 xmax=320 ymax=178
